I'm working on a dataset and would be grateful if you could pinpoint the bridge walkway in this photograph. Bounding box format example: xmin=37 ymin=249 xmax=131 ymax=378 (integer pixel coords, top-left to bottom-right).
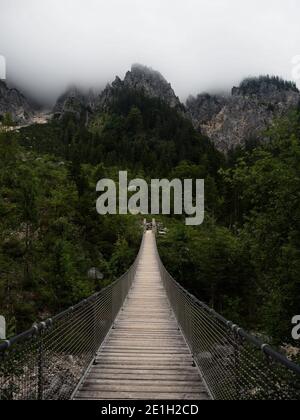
xmin=74 ymin=231 xmax=210 ymax=400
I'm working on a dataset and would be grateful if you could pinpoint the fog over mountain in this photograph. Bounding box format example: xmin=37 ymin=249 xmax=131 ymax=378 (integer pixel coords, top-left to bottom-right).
xmin=1 ymin=0 xmax=300 ymax=105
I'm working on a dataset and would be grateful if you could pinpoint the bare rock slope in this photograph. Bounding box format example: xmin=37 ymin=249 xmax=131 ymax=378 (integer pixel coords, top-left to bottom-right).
xmin=0 ymin=80 xmax=34 ymax=124
xmin=186 ymin=77 xmax=300 ymax=152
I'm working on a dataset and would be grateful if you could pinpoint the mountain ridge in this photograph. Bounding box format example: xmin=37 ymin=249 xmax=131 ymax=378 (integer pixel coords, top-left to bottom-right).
xmin=1 ymin=66 xmax=299 ymax=151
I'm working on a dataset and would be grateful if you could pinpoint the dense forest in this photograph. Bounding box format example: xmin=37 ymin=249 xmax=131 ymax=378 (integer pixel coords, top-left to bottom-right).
xmin=0 ymin=88 xmax=300 ymax=358
xmin=236 ymin=75 xmax=299 ymax=95
xmin=0 ymin=129 xmax=142 ymax=335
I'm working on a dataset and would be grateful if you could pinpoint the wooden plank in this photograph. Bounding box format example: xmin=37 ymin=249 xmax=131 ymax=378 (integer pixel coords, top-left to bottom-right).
xmin=91 ymin=366 xmax=201 ymax=373
xmin=94 ymin=359 xmax=194 ymax=365
xmin=80 ymin=384 xmax=207 ymax=393
xmin=100 ymin=348 xmax=190 ymax=353
xmin=86 ymin=381 xmax=204 ymax=389
xmin=75 ymin=391 xmax=209 ymax=400
xmin=96 ymin=353 xmax=194 ymax=359
xmin=87 ymin=373 xmax=202 ymax=381
xmin=94 ymin=362 xmax=195 ymax=368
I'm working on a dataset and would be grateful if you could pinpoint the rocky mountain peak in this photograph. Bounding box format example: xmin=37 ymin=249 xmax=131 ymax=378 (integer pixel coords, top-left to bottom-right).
xmin=52 ymin=64 xmax=182 ymax=116
xmin=122 ymin=64 xmax=181 ymax=108
xmin=93 ymin=64 xmax=182 ymax=113
xmin=53 ymin=86 xmax=86 ymax=115
xmin=53 ymin=85 xmax=98 ymax=118
xmin=111 ymin=76 xmax=123 ymax=89
xmin=126 ymin=64 xmax=167 ymax=85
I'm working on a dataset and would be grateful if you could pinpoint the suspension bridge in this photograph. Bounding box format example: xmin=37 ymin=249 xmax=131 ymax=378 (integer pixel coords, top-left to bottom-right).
xmin=0 ymin=222 xmax=300 ymax=400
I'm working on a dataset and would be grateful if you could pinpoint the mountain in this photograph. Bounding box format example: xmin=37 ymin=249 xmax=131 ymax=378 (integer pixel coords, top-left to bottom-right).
xmin=53 ymin=64 xmax=182 ymax=117
xmin=122 ymin=64 xmax=181 ymax=109
xmin=53 ymin=86 xmax=98 ymax=121
xmin=0 ymin=80 xmax=34 ymax=124
xmin=95 ymin=64 xmax=183 ymax=113
xmin=53 ymin=86 xmax=86 ymax=117
xmin=10 ymin=67 xmax=299 ymax=152
xmin=186 ymin=76 xmax=300 ymax=152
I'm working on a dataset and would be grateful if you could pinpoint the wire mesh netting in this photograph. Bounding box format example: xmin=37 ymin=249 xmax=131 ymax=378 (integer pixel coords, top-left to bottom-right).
xmin=0 ymin=235 xmax=144 ymax=400
xmin=155 ymin=237 xmax=300 ymax=400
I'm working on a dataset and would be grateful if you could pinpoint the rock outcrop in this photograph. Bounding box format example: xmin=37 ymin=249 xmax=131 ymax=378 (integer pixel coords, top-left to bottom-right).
xmin=0 ymin=80 xmax=34 ymax=123
xmin=123 ymin=64 xmax=181 ymax=108
xmin=186 ymin=76 xmax=300 ymax=152
xmin=53 ymin=86 xmax=95 ymax=117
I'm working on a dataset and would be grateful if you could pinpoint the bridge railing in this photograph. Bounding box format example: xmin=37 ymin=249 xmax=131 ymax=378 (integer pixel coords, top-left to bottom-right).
xmin=154 ymin=232 xmax=300 ymax=400
xmin=0 ymin=232 xmax=145 ymax=400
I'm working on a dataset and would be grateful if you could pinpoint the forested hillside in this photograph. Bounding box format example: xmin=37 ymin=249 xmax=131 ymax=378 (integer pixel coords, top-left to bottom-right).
xmin=0 ymin=129 xmax=141 ymax=335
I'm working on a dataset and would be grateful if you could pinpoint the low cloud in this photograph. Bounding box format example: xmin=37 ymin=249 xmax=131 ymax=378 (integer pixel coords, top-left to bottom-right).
xmin=0 ymin=0 xmax=299 ymax=105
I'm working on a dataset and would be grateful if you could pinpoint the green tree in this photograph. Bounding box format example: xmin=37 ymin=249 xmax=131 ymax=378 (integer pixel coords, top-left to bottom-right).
xmin=2 ymin=112 xmax=15 ymax=127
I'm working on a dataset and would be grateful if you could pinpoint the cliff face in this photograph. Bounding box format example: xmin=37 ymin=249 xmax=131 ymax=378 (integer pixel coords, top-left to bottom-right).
xmin=186 ymin=77 xmax=300 ymax=152
xmin=0 ymin=80 xmax=34 ymax=123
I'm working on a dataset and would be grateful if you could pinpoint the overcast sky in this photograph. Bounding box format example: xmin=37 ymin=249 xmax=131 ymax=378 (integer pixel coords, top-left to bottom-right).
xmin=0 ymin=0 xmax=300 ymax=105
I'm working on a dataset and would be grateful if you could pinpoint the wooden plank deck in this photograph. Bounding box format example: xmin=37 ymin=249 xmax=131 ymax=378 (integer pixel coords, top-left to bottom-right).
xmin=74 ymin=231 xmax=210 ymax=400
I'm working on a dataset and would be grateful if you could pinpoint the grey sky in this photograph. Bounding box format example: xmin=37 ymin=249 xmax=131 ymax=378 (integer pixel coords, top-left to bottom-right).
xmin=0 ymin=0 xmax=300 ymax=105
